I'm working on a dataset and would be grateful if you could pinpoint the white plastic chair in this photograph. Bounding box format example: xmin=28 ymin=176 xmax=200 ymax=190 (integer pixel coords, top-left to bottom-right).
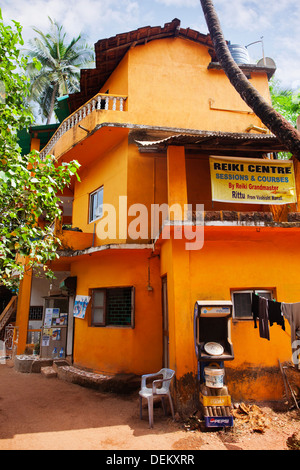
xmin=139 ymin=368 xmax=175 ymax=428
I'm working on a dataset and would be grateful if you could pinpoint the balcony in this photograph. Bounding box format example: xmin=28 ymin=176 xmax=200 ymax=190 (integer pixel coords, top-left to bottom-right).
xmin=53 ymin=218 xmax=93 ymax=253
xmin=40 ymin=92 xmax=128 ymax=160
xmin=59 ymin=229 xmax=94 ymax=252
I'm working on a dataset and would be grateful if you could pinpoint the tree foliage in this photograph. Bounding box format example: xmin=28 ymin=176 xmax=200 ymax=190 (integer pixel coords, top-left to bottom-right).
xmin=269 ymin=80 xmax=300 ymax=159
xmin=25 ymin=17 xmax=94 ymax=124
xmin=270 ymin=80 xmax=300 ymax=128
xmin=200 ymin=0 xmax=300 ymax=160
xmin=0 ymin=10 xmax=80 ymax=289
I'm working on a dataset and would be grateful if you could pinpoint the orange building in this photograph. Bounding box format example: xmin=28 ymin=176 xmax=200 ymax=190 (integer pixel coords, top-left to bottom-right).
xmin=12 ymin=19 xmax=300 ymax=413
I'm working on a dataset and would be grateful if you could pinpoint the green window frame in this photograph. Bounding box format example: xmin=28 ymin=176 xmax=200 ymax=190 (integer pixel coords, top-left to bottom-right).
xmin=91 ymin=287 xmax=135 ymax=327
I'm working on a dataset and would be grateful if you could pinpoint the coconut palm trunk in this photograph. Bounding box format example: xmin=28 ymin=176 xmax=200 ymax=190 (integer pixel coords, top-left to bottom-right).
xmin=200 ymin=0 xmax=300 ymax=160
xmin=47 ymin=82 xmax=58 ymax=124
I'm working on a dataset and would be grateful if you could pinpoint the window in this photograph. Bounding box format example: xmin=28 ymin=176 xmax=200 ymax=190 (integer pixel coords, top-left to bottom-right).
xmin=232 ymin=289 xmax=273 ymax=319
xmin=89 ymin=186 xmax=103 ymax=223
xmin=91 ymin=287 xmax=135 ymax=327
xmin=29 ymin=306 xmax=43 ymax=321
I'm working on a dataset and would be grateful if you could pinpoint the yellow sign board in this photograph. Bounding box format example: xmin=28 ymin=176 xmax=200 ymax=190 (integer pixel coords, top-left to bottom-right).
xmin=209 ymin=156 xmax=297 ymax=205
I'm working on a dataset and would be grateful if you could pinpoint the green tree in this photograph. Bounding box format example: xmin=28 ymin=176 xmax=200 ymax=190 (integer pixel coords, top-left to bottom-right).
xmin=26 ymin=17 xmax=94 ymax=124
xmin=200 ymin=0 xmax=300 ymax=160
xmin=269 ymin=80 xmax=300 ymax=159
xmin=0 ymin=10 xmax=80 ymax=289
xmin=270 ymin=80 xmax=300 ymax=128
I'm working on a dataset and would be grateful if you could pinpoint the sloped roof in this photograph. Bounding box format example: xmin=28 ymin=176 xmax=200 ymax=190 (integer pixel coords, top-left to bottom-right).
xmin=131 ymin=127 xmax=286 ymax=157
xmin=68 ymin=18 xmax=214 ymax=112
xmin=68 ymin=18 xmax=276 ymax=114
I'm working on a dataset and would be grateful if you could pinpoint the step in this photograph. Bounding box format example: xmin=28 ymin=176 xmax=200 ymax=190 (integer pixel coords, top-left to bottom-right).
xmin=14 ymin=355 xmax=53 ymax=373
xmin=41 ymin=366 xmax=57 ymax=378
xmin=57 ymin=365 xmax=140 ymax=393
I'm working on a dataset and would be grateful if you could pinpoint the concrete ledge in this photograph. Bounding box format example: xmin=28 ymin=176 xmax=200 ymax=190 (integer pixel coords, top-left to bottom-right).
xmin=52 ymin=359 xmax=70 ymax=372
xmin=13 ymin=355 xmax=140 ymax=394
xmin=41 ymin=366 xmax=57 ymax=378
xmin=14 ymin=355 xmax=53 ymax=373
xmin=57 ymin=365 xmax=140 ymax=393
xmin=203 ymin=211 xmax=273 ymax=224
xmin=14 ymin=355 xmax=35 ymax=373
xmin=31 ymin=358 xmax=53 ymax=373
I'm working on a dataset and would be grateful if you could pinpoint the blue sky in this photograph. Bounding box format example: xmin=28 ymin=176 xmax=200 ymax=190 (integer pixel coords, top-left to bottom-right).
xmin=2 ymin=0 xmax=300 ymax=90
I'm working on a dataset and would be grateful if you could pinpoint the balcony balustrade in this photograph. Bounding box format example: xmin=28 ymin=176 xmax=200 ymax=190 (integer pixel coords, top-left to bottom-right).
xmin=40 ymin=93 xmax=127 ymax=160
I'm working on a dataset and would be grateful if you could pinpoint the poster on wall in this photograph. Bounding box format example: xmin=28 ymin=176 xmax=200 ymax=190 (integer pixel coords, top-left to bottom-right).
xmin=209 ymin=156 xmax=297 ymax=205
xmin=44 ymin=309 xmax=53 ymax=327
xmin=52 ymin=329 xmax=61 ymax=341
xmin=42 ymin=335 xmax=50 ymax=347
xmin=73 ymin=295 xmax=91 ymax=319
xmin=44 ymin=308 xmax=60 ymax=327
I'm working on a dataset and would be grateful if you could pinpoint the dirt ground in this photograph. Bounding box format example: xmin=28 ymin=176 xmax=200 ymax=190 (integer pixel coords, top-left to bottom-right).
xmin=0 ymin=361 xmax=300 ymax=451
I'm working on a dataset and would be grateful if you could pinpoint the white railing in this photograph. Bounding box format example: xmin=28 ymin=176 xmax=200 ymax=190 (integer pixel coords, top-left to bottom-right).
xmin=40 ymin=93 xmax=127 ymax=160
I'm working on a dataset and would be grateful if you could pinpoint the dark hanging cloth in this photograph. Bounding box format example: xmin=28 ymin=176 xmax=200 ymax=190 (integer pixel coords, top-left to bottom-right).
xmin=258 ymin=296 xmax=270 ymax=340
xmin=252 ymin=293 xmax=260 ymax=329
xmin=282 ymin=303 xmax=300 ymax=365
xmin=252 ymin=294 xmax=270 ymax=340
xmin=268 ymin=300 xmax=285 ymax=331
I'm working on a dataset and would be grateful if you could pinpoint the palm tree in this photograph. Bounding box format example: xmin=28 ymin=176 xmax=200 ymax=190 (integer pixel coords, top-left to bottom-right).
xmin=199 ymin=0 xmax=300 ymax=160
xmin=26 ymin=17 xmax=94 ymax=124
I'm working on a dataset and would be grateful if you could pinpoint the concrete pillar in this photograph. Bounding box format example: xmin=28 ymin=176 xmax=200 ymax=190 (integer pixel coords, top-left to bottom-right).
xmin=161 ymin=238 xmax=197 ymax=415
xmin=167 ymin=145 xmax=188 ymax=220
xmin=15 ymin=262 xmax=33 ymax=354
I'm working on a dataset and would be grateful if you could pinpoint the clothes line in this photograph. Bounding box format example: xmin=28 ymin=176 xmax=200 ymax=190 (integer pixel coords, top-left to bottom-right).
xmin=252 ymin=294 xmax=285 ymax=341
xmin=252 ymin=294 xmax=300 ymax=365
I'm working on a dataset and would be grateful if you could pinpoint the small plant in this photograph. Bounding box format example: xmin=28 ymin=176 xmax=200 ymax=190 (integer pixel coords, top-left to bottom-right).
xmin=33 ymin=341 xmax=40 ymax=356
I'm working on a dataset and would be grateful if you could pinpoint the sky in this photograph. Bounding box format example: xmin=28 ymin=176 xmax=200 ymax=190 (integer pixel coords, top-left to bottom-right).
xmin=1 ymin=0 xmax=300 ymax=91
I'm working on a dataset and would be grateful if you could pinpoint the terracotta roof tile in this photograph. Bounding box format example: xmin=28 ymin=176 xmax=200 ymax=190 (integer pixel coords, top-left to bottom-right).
xmin=68 ymin=19 xmax=213 ymax=112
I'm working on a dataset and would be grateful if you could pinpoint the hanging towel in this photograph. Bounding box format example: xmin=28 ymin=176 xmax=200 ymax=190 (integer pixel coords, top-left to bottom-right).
xmin=258 ymin=296 xmax=270 ymax=340
xmin=282 ymin=303 xmax=300 ymax=364
xmin=252 ymin=293 xmax=260 ymax=329
xmin=268 ymin=300 xmax=285 ymax=331
xmin=252 ymin=294 xmax=269 ymax=339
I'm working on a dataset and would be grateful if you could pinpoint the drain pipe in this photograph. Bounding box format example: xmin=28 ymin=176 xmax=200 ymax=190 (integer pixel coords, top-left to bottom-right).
xmin=193 ymin=304 xmax=201 ymax=382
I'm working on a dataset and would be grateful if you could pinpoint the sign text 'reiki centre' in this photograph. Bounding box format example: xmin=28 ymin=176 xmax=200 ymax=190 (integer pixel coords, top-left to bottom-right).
xmin=209 ymin=156 xmax=296 ymax=205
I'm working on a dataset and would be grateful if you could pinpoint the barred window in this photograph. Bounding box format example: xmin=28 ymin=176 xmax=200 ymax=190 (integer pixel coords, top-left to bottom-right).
xmin=91 ymin=287 xmax=135 ymax=327
xmin=29 ymin=306 xmax=44 ymax=321
xmin=232 ymin=289 xmax=273 ymax=319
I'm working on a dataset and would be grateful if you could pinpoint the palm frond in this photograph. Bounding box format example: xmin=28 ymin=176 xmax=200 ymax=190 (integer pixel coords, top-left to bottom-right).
xmin=25 ymin=16 xmax=94 ymax=122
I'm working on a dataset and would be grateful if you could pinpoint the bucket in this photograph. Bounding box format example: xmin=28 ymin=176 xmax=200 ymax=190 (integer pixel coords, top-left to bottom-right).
xmin=204 ymin=363 xmax=225 ymax=388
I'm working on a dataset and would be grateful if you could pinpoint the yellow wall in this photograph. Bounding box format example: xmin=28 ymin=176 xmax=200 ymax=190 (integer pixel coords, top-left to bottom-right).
xmin=50 ymin=37 xmax=272 ymax=161
xmin=72 ymin=137 xmax=128 ymax=243
xmin=159 ymin=227 xmax=299 ymax=400
xmin=70 ymin=249 xmax=162 ymax=375
xmin=124 ymin=144 xmax=169 ymax=243
xmin=100 ymin=54 xmax=129 ymax=98
xmin=127 ymin=38 xmax=269 ymax=132
xmin=28 ymin=34 xmax=294 ymax=405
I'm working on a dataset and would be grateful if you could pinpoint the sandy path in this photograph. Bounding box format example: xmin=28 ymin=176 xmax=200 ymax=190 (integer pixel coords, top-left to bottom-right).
xmin=0 ymin=362 xmax=299 ymax=451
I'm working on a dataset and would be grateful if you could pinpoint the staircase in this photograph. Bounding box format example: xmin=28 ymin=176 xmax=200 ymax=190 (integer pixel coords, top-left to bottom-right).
xmin=0 ymin=296 xmax=17 ymax=340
